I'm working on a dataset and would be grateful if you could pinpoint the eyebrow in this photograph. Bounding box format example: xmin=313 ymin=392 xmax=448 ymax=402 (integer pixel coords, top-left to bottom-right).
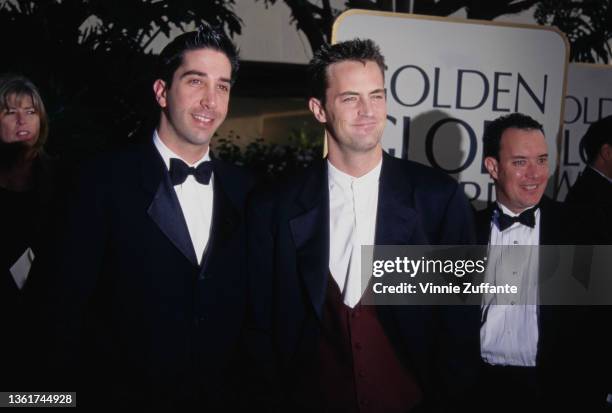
xmin=510 ymin=154 xmax=548 ymax=159
xmin=338 ymin=88 xmax=386 ymax=97
xmin=180 ymin=70 xmax=231 ymax=84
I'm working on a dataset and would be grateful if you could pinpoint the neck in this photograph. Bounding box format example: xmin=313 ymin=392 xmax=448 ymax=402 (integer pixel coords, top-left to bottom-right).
xmin=0 ymin=152 xmax=36 ymax=191
xmin=157 ymin=123 xmax=208 ymax=165
xmin=592 ymin=159 xmax=612 ymax=180
xmin=495 ymin=197 xmax=538 ymax=215
xmin=327 ymin=145 xmax=382 ymax=178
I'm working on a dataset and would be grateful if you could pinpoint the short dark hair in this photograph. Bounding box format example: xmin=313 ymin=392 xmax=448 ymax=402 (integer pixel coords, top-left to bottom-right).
xmin=156 ymin=23 xmax=239 ymax=87
xmin=0 ymin=73 xmax=49 ymax=150
xmin=483 ymin=113 xmax=544 ymax=159
xmin=580 ymin=115 xmax=612 ymax=164
xmin=308 ymin=38 xmax=387 ymax=104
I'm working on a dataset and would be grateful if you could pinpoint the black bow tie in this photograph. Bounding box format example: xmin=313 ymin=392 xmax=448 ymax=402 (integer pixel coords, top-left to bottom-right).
xmin=169 ymin=158 xmax=213 ymax=186
xmin=494 ymin=206 xmax=537 ymax=231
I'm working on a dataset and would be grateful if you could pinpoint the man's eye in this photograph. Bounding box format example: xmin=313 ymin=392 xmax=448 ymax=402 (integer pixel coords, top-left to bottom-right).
xmin=371 ymin=94 xmax=385 ymax=100
xmin=538 ymin=158 xmax=548 ymax=165
xmin=342 ymin=96 xmax=357 ymax=103
xmin=513 ymin=160 xmax=526 ymax=166
xmin=217 ymin=84 xmax=229 ymax=92
xmin=189 ymin=79 xmax=202 ymax=85
xmin=27 ymin=110 xmax=37 ymax=115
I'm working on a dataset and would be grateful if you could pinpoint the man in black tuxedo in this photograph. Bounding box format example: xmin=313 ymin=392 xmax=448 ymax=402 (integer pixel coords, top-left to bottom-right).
xmin=34 ymin=25 xmax=254 ymax=409
xmin=566 ymin=114 xmax=612 ymax=206
xmin=247 ymin=39 xmax=479 ymax=412
xmin=474 ymin=113 xmax=607 ymax=412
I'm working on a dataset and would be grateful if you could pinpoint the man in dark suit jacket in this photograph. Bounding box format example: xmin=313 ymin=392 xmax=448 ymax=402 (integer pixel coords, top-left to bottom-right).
xmin=247 ymin=39 xmax=479 ymax=412
xmin=474 ymin=113 xmax=608 ymax=412
xmin=565 ymin=114 xmax=612 ymax=206
xmin=32 ymin=25 xmax=254 ymax=409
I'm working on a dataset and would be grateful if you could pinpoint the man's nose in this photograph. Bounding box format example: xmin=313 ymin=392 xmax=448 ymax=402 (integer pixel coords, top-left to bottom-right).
xmin=526 ymin=161 xmax=540 ymax=178
xmin=358 ymin=97 xmax=373 ymax=117
xmin=200 ymin=89 xmax=217 ymax=110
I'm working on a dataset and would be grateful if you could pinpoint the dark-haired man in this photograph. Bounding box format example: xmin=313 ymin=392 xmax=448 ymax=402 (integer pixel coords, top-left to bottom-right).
xmin=35 ymin=25 xmax=253 ymax=409
xmin=247 ymin=38 xmax=479 ymax=412
xmin=475 ymin=113 xmax=607 ymax=412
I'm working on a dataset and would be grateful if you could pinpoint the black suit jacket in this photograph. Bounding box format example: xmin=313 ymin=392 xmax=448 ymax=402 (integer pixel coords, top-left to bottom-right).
xmin=247 ymin=152 xmax=480 ymax=411
xmin=31 ymin=141 xmax=254 ymax=409
xmin=474 ymin=196 xmax=608 ymax=410
xmin=566 ymin=166 xmax=612 ymax=206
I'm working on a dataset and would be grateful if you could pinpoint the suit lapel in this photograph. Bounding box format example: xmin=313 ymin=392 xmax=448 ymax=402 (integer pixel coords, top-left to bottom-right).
xmin=375 ymin=153 xmax=420 ymax=245
xmin=475 ymin=204 xmax=494 ymax=244
xmin=199 ymin=159 xmax=240 ymax=276
xmin=289 ymin=161 xmax=329 ymax=320
xmin=142 ymin=142 xmax=199 ymax=267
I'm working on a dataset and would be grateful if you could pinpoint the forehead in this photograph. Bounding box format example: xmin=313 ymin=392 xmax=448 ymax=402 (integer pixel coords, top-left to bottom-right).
xmin=499 ymin=127 xmax=547 ymax=155
xmin=325 ymin=59 xmax=384 ymax=90
xmin=175 ymin=48 xmax=232 ymax=77
xmin=2 ymin=92 xmax=35 ymax=109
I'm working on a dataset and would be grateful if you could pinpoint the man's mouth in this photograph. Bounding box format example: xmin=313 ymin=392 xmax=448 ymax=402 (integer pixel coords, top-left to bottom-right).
xmin=522 ymin=184 xmax=540 ymax=191
xmin=192 ymin=113 xmax=215 ymax=124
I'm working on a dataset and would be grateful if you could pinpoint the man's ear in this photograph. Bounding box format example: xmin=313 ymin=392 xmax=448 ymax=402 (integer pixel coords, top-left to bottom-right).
xmin=600 ymin=143 xmax=612 ymax=161
xmin=484 ymin=156 xmax=499 ymax=180
xmin=308 ymin=97 xmax=327 ymax=124
xmin=153 ymin=79 xmax=168 ymax=109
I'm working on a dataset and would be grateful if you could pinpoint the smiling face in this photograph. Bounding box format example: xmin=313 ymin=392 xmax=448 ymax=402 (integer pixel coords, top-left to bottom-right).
xmin=484 ymin=127 xmax=549 ymax=213
xmin=309 ymin=59 xmax=386 ymax=159
xmin=0 ymin=93 xmax=40 ymax=148
xmin=154 ymin=48 xmax=231 ymax=162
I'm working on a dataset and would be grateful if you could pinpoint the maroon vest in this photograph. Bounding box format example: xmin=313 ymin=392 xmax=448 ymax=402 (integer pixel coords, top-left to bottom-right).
xmin=292 ymin=277 xmax=422 ymax=412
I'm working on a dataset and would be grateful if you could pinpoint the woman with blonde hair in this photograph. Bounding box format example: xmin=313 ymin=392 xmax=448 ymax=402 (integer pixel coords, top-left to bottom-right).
xmin=0 ymin=74 xmax=59 ymax=389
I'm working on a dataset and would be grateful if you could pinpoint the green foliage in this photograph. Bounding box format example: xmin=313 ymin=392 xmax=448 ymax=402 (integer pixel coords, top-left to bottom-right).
xmin=535 ymin=0 xmax=612 ymax=63
xmin=214 ymin=128 xmax=324 ymax=177
xmin=0 ymin=0 xmax=242 ymax=160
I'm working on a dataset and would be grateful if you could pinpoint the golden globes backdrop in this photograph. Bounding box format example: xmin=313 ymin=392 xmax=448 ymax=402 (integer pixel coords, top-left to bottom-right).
xmin=556 ymin=63 xmax=612 ymax=200
xmin=333 ymin=9 xmax=569 ymax=204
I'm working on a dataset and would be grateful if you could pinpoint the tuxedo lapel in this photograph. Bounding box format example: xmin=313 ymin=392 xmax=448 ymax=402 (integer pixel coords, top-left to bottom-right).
xmin=142 ymin=143 xmax=198 ymax=267
xmin=375 ymin=154 xmax=420 ymax=245
xmin=475 ymin=204 xmax=494 ymax=244
xmin=199 ymin=160 xmax=240 ymax=276
xmin=289 ymin=161 xmax=329 ymax=320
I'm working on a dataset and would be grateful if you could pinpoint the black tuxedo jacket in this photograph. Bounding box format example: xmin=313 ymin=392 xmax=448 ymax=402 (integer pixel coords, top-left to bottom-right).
xmin=31 ymin=141 xmax=254 ymax=409
xmin=247 ymin=152 xmax=480 ymax=411
xmin=474 ymin=196 xmax=608 ymax=410
xmin=566 ymin=166 xmax=612 ymax=206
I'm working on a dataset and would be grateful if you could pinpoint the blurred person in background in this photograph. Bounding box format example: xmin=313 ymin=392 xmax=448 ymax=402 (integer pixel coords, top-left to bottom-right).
xmin=0 ymin=74 xmax=61 ymax=389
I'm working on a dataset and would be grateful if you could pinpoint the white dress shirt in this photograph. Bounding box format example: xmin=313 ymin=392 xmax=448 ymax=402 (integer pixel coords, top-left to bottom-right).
xmin=328 ymin=159 xmax=381 ymax=308
xmin=153 ymin=131 xmax=213 ymax=264
xmin=480 ymin=202 xmax=540 ymax=367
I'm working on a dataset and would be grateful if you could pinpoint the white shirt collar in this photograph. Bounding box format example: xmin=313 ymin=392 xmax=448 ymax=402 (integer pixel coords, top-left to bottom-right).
xmin=327 ymin=158 xmax=382 ymax=191
xmin=496 ymin=201 xmax=538 ymax=218
xmin=589 ymin=165 xmax=612 ymax=184
xmin=153 ymin=130 xmax=210 ymax=171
